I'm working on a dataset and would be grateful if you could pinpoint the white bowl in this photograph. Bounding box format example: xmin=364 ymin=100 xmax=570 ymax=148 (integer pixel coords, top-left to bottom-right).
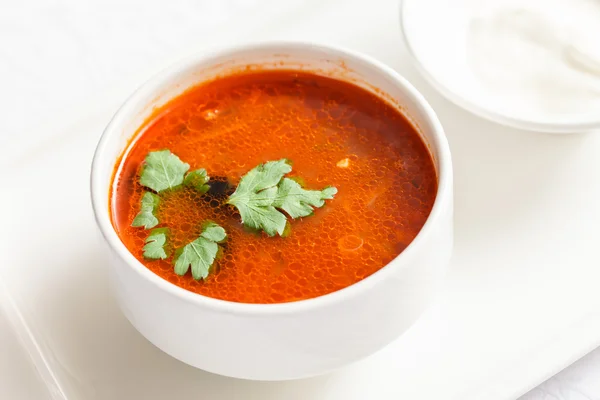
xmin=90 ymin=42 xmax=454 ymax=380
xmin=400 ymin=0 xmax=600 ymax=133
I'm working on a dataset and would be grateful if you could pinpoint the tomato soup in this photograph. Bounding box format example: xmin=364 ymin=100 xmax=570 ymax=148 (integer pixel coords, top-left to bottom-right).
xmin=111 ymin=70 xmax=437 ymax=304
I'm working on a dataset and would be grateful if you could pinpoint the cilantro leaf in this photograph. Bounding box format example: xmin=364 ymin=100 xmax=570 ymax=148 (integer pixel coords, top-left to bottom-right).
xmin=273 ymin=178 xmax=337 ymax=218
xmin=199 ymin=222 xmax=228 ymax=242
xmin=227 ymin=159 xmax=291 ymax=236
xmin=143 ymin=228 xmax=170 ymax=259
xmin=233 ymin=159 xmax=292 ymax=195
xmin=140 ymin=150 xmax=190 ymax=192
xmin=184 ymin=168 xmax=210 ymax=194
xmin=174 ymin=222 xmax=227 ymax=280
xmin=131 ymin=192 xmax=160 ymax=229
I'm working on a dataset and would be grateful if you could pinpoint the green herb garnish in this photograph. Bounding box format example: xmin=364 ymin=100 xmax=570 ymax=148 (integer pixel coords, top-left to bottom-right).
xmin=131 ymin=150 xmax=337 ymax=280
xmin=273 ymin=178 xmax=338 ymax=218
xmin=174 ymin=222 xmax=227 ymax=280
xmin=143 ymin=228 xmax=170 ymax=259
xmin=227 ymin=159 xmax=292 ymax=236
xmin=227 ymin=159 xmax=337 ymax=236
xmin=140 ymin=150 xmax=190 ymax=192
xmin=131 ymin=192 xmax=160 ymax=229
xmin=183 ymin=168 xmax=210 ymax=194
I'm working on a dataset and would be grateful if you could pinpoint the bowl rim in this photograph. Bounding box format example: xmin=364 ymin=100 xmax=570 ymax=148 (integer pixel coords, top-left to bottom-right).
xmin=399 ymin=0 xmax=600 ymax=134
xmin=90 ymin=40 xmax=452 ymax=316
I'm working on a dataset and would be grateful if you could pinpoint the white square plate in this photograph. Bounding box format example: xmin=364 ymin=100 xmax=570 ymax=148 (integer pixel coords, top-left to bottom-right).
xmin=2 ymin=0 xmax=600 ymax=398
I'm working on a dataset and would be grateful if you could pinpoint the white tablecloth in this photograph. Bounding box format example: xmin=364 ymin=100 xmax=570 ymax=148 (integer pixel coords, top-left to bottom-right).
xmin=1 ymin=1 xmax=598 ymax=399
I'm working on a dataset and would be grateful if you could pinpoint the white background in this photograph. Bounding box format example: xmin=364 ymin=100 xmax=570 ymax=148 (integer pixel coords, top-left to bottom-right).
xmin=0 ymin=1 xmax=599 ymax=399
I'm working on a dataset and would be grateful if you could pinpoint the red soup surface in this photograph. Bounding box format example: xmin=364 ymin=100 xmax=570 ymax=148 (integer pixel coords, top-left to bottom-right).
xmin=111 ymin=70 xmax=437 ymax=304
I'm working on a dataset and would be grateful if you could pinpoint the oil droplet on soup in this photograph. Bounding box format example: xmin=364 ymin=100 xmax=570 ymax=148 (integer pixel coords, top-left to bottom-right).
xmin=111 ymin=71 xmax=437 ymax=304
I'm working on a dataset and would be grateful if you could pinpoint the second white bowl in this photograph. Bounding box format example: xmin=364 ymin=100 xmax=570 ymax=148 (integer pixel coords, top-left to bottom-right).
xmin=400 ymin=0 xmax=600 ymax=133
